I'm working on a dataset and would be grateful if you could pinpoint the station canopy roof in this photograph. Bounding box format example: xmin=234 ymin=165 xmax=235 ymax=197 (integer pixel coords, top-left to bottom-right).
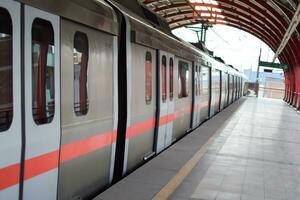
xmin=139 ymin=0 xmax=300 ymax=67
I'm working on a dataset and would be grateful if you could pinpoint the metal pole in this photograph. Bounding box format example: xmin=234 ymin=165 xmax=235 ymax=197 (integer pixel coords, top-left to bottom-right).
xmin=256 ymin=48 xmax=262 ymax=97
xmin=196 ymin=31 xmax=200 ymax=43
xmin=203 ymin=26 xmax=207 ymax=44
xmin=200 ymin=25 xmax=204 ymax=42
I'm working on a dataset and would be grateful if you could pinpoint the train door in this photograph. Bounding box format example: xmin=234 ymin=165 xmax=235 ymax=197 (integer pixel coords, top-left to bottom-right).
xmin=238 ymin=77 xmax=241 ymax=97
xmin=216 ymin=70 xmax=221 ymax=112
xmin=58 ymin=18 xmax=118 ymax=199
xmin=231 ymin=75 xmax=234 ymax=103
xmin=221 ymin=72 xmax=227 ymax=109
xmin=240 ymin=78 xmax=242 ymax=97
xmin=219 ymin=72 xmax=223 ymax=110
xmin=199 ymin=65 xmax=210 ymax=122
xmin=227 ymin=74 xmax=230 ymax=105
xmin=225 ymin=73 xmax=229 ymax=106
xmin=233 ymin=76 xmax=236 ymax=100
xmin=235 ymin=76 xmax=238 ymax=100
xmin=156 ymin=51 xmax=174 ymax=153
xmin=192 ymin=64 xmax=201 ymax=128
xmin=23 ymin=6 xmax=61 ymax=200
xmin=237 ymin=77 xmax=239 ymax=98
xmin=241 ymin=78 xmax=243 ymax=97
xmin=0 ymin=2 xmax=22 ymax=199
xmin=208 ymin=67 xmax=212 ymax=117
xmin=210 ymin=68 xmax=216 ymax=117
xmin=166 ymin=56 xmax=175 ymax=145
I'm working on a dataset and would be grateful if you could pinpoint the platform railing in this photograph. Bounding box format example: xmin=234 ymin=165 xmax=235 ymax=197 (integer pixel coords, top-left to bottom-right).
xmin=258 ymin=86 xmax=285 ymax=99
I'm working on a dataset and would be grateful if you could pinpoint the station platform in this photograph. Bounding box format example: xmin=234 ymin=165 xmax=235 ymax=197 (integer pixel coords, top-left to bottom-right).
xmin=95 ymin=97 xmax=300 ymax=200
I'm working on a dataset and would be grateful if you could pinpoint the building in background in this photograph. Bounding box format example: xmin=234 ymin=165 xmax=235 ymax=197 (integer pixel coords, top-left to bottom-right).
xmin=244 ymin=68 xmax=285 ymax=99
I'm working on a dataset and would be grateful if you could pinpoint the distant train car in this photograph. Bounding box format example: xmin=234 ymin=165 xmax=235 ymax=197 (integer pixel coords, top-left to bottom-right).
xmin=0 ymin=0 xmax=246 ymax=200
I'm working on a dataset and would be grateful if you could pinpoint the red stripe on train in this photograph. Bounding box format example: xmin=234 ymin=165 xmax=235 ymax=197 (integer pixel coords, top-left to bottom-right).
xmin=24 ymin=151 xmax=59 ymax=180
xmin=60 ymin=130 xmax=117 ymax=162
xmin=0 ymin=105 xmax=194 ymax=190
xmin=0 ymin=131 xmax=116 ymax=190
xmin=126 ymin=105 xmax=192 ymax=137
xmin=0 ymin=163 xmax=20 ymax=190
xmin=126 ymin=118 xmax=155 ymax=138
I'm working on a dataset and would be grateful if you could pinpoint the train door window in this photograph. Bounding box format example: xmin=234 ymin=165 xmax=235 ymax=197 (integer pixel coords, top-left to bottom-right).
xmin=198 ymin=66 xmax=201 ymax=96
xmin=178 ymin=60 xmax=189 ymax=98
xmin=238 ymin=78 xmax=240 ymax=91
xmin=145 ymin=52 xmax=152 ymax=104
xmin=169 ymin=57 xmax=174 ymax=101
xmin=202 ymin=67 xmax=208 ymax=95
xmin=241 ymin=78 xmax=243 ymax=93
xmin=235 ymin=77 xmax=238 ymax=94
xmin=0 ymin=8 xmax=13 ymax=131
xmin=32 ymin=18 xmax=55 ymax=125
xmin=161 ymin=56 xmax=167 ymax=102
xmin=231 ymin=75 xmax=234 ymax=90
xmin=195 ymin=66 xmax=198 ymax=96
xmin=74 ymin=32 xmax=89 ymax=116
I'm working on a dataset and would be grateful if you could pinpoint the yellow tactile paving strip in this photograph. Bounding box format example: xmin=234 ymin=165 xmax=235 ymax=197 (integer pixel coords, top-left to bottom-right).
xmin=152 ymin=129 xmax=220 ymax=200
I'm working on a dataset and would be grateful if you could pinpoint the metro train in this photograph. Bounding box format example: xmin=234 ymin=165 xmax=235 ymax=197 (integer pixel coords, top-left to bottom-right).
xmin=0 ymin=0 xmax=246 ymax=199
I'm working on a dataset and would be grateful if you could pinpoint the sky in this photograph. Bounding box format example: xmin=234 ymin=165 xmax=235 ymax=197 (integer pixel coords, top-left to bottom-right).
xmin=172 ymin=25 xmax=281 ymax=72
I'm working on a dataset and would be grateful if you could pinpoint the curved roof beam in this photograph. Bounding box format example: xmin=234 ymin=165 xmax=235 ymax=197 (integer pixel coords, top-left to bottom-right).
xmin=267 ymin=0 xmax=300 ymax=40
xmin=221 ymin=0 xmax=290 ymax=31
xmin=173 ymin=20 xmax=290 ymax=64
xmin=145 ymin=0 xmax=298 ymax=37
xmin=231 ymin=0 xmax=299 ymax=44
xmin=166 ymin=8 xmax=282 ymax=40
xmin=142 ymin=0 xmax=299 ymax=65
xmin=226 ymin=0 xmax=298 ymax=65
xmin=273 ymin=3 xmax=300 ymax=62
xmin=153 ymin=1 xmax=292 ymax=36
xmin=267 ymin=0 xmax=295 ymax=27
xmin=174 ymin=20 xmax=277 ymax=51
xmin=273 ymin=0 xmax=297 ymax=12
xmin=168 ymin=9 xmax=297 ymax=64
xmin=169 ymin=15 xmax=280 ymax=47
xmin=151 ymin=0 xmax=297 ymax=37
xmin=148 ymin=1 xmax=298 ymax=65
xmin=152 ymin=2 xmax=286 ymax=38
xmin=271 ymin=0 xmax=295 ymax=15
xmin=165 ymin=3 xmax=297 ymax=64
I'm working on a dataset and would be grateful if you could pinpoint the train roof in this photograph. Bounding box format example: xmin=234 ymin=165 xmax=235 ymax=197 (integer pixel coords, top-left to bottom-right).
xmin=107 ymin=0 xmax=246 ymax=78
xmin=17 ymin=0 xmax=118 ymax=35
xmin=18 ymin=0 xmax=247 ymax=79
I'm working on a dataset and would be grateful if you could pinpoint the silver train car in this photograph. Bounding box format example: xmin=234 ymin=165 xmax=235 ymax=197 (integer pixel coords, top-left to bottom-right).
xmin=0 ymin=0 xmax=246 ymax=199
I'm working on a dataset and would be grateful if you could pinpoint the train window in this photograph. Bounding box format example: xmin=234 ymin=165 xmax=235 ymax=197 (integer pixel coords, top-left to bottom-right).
xmin=197 ymin=66 xmax=201 ymax=96
xmin=195 ymin=66 xmax=198 ymax=96
xmin=162 ymin=56 xmax=167 ymax=102
xmin=195 ymin=65 xmax=201 ymax=96
xmin=145 ymin=52 xmax=152 ymax=104
xmin=74 ymin=32 xmax=89 ymax=116
xmin=169 ymin=58 xmax=174 ymax=101
xmin=198 ymin=66 xmax=201 ymax=96
xmin=0 ymin=8 xmax=13 ymax=132
xmin=202 ymin=67 xmax=209 ymax=95
xmin=178 ymin=61 xmax=189 ymax=98
xmin=32 ymin=18 xmax=55 ymax=125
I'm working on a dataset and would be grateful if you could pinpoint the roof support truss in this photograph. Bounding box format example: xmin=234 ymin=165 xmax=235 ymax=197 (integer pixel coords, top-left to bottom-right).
xmin=141 ymin=0 xmax=300 ymax=67
xmin=273 ymin=3 xmax=300 ymax=62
